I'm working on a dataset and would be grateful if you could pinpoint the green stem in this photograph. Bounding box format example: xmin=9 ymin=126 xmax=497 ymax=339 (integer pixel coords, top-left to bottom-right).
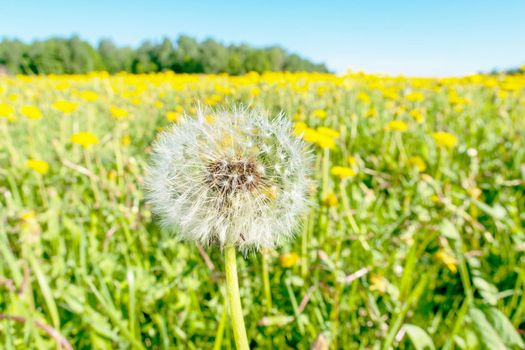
xmin=224 ymin=246 xmax=250 ymax=350
xmin=261 ymin=248 xmax=272 ymax=311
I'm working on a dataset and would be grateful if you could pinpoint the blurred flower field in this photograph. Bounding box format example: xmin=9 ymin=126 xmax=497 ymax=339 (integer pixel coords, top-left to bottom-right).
xmin=1 ymin=71 xmax=524 ymax=349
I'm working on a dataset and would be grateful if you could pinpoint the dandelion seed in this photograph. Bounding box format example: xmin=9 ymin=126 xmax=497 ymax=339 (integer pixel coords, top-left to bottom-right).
xmin=145 ymin=106 xmax=312 ymax=253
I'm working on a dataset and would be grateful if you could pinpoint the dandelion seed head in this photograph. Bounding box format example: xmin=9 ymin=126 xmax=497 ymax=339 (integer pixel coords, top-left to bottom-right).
xmin=146 ymin=106 xmax=312 ymax=253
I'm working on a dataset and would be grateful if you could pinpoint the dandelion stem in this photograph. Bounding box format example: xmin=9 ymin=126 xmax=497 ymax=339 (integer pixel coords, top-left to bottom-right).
xmin=224 ymin=245 xmax=249 ymax=350
xmin=261 ymin=248 xmax=272 ymax=311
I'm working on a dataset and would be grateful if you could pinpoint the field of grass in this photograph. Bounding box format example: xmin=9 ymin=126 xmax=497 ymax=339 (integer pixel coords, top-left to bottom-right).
xmin=1 ymin=71 xmax=524 ymax=349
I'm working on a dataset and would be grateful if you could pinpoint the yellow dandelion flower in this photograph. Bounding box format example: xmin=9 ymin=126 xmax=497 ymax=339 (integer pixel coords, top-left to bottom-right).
xmin=293 ymin=122 xmax=308 ymax=136
xmin=0 ymin=103 xmax=16 ymax=121
xmin=409 ymin=109 xmax=425 ymax=123
xmin=331 ymin=166 xmax=356 ymax=179
xmin=79 ymin=91 xmax=99 ymax=102
xmin=71 ymin=132 xmax=99 ymax=149
xmin=26 ymin=159 xmax=49 ymax=174
xmin=405 ymin=91 xmax=425 ymax=102
xmin=357 ymin=92 xmax=371 ymax=103
xmin=384 ymin=120 xmax=408 ymax=132
xmin=317 ymin=127 xmax=340 ymax=139
xmin=154 ymin=101 xmax=164 ymax=109
xmin=435 ymin=250 xmax=458 ymax=273
xmin=301 ymin=128 xmax=319 ymax=144
xmin=316 ymin=133 xmax=336 ymax=149
xmin=166 ymin=111 xmax=181 ymax=122
xmin=21 ymin=105 xmax=43 ymax=120
xmin=121 ymin=135 xmax=131 ymax=146
xmin=432 ymin=132 xmax=458 ymax=149
xmin=279 ymin=252 xmax=300 ymax=268
xmin=347 ymin=155 xmax=357 ymax=166
xmin=110 ymin=106 xmax=129 ymax=119
xmin=322 ymin=192 xmax=339 ymax=207
xmin=249 ymin=87 xmax=261 ymax=97
xmin=365 ymin=108 xmax=377 ymax=118
xmin=408 ymin=156 xmax=426 ymax=172
xmin=312 ymin=109 xmax=327 ymax=119
xmin=53 ymin=100 xmax=78 ymax=114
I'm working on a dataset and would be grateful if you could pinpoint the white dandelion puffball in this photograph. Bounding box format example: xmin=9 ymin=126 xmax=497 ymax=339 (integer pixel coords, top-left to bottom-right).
xmin=146 ymin=106 xmax=312 ymax=252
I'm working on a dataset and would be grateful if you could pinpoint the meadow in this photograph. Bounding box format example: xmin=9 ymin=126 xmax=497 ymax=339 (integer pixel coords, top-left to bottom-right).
xmin=0 ymin=71 xmax=524 ymax=349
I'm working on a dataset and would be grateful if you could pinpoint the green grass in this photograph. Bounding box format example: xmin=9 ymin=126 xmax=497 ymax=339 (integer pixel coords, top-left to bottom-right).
xmin=0 ymin=72 xmax=524 ymax=349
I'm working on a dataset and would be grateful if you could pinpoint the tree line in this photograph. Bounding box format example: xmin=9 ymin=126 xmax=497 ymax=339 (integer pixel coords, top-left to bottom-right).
xmin=0 ymin=35 xmax=330 ymax=75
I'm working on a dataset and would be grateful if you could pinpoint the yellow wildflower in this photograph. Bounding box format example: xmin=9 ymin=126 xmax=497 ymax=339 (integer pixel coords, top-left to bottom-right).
xmin=317 ymin=127 xmax=340 ymax=138
xmin=357 ymin=92 xmax=371 ymax=103
xmin=121 ymin=135 xmax=131 ymax=146
xmin=408 ymin=156 xmax=426 ymax=172
xmin=79 ymin=91 xmax=99 ymax=102
xmin=154 ymin=101 xmax=164 ymax=109
xmin=110 ymin=106 xmax=129 ymax=119
xmin=53 ymin=100 xmax=78 ymax=114
xmin=432 ymin=132 xmax=458 ymax=149
xmin=384 ymin=120 xmax=408 ymax=132
xmin=316 ymin=133 xmax=336 ymax=149
xmin=279 ymin=252 xmax=300 ymax=268
xmin=322 ymin=192 xmax=339 ymax=207
xmin=312 ymin=109 xmax=327 ymax=119
xmin=405 ymin=91 xmax=425 ymax=102
xmin=166 ymin=111 xmax=181 ymax=122
xmin=435 ymin=250 xmax=458 ymax=273
xmin=21 ymin=105 xmax=43 ymax=120
xmin=409 ymin=109 xmax=424 ymax=123
xmin=347 ymin=156 xmax=357 ymax=166
xmin=293 ymin=122 xmax=308 ymax=136
xmin=331 ymin=166 xmax=356 ymax=179
xmin=301 ymin=128 xmax=319 ymax=144
xmin=26 ymin=159 xmax=49 ymax=174
xmin=365 ymin=108 xmax=377 ymax=118
xmin=0 ymin=103 xmax=16 ymax=121
xmin=71 ymin=132 xmax=99 ymax=148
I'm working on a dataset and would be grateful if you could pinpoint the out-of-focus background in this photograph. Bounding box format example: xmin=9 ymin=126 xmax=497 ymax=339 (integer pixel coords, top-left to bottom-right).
xmin=0 ymin=1 xmax=524 ymax=349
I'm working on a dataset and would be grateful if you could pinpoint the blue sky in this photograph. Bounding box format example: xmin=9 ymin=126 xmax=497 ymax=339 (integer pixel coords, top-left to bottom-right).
xmin=1 ymin=0 xmax=524 ymax=76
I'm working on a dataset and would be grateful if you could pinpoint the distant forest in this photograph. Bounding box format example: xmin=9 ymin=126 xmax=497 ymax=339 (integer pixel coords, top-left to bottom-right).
xmin=0 ymin=35 xmax=330 ymax=75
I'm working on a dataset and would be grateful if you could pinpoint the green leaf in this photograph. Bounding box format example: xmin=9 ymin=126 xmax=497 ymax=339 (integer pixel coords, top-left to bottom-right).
xmin=403 ymin=324 xmax=435 ymax=350
xmin=439 ymin=219 xmax=460 ymax=240
xmin=472 ymin=277 xmax=499 ymax=305
xmin=468 ymin=306 xmax=506 ymax=350
xmin=481 ymin=306 xmax=524 ymax=349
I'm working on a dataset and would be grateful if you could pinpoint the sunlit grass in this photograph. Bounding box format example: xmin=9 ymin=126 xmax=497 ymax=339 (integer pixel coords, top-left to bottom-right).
xmin=0 ymin=71 xmax=524 ymax=349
